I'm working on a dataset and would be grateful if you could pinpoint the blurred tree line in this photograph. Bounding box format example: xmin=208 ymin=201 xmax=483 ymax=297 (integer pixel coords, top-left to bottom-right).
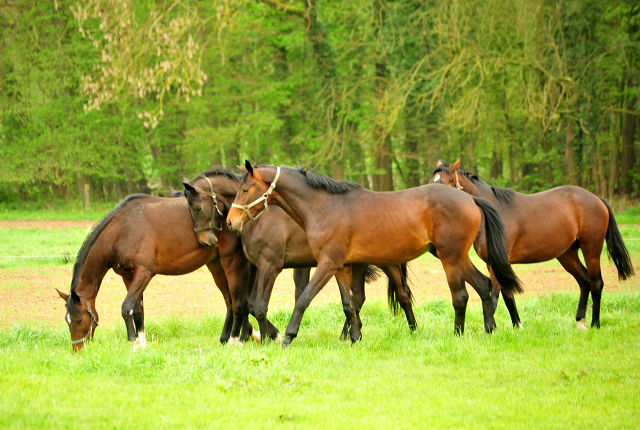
xmin=0 ymin=0 xmax=638 ymax=204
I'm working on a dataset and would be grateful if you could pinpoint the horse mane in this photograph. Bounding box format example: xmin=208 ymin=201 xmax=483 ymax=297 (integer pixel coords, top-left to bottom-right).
xmin=434 ymin=161 xmax=515 ymax=204
xmin=296 ymin=167 xmax=363 ymax=194
xmin=67 ymin=194 xmax=152 ymax=317
xmin=191 ymin=166 xmax=242 ymax=184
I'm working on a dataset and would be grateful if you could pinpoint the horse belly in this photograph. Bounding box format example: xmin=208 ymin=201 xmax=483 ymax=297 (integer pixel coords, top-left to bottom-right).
xmin=347 ymin=227 xmax=430 ymax=266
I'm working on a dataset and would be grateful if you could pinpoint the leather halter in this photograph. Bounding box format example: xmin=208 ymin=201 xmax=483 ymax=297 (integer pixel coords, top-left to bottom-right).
xmin=70 ymin=295 xmax=99 ymax=346
xmin=454 ymin=170 xmax=464 ymax=190
xmin=231 ymin=166 xmax=281 ymax=221
xmin=190 ymin=176 xmax=224 ymax=233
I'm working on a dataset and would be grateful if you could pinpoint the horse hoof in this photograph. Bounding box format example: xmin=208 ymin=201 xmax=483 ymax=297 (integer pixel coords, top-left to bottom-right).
xmin=275 ymin=333 xmax=283 ymax=343
xmin=515 ymin=322 xmax=523 ymax=329
xmin=227 ymin=337 xmax=244 ymax=347
xmin=251 ymin=330 xmax=261 ymax=344
xmin=576 ymin=319 xmax=588 ymax=331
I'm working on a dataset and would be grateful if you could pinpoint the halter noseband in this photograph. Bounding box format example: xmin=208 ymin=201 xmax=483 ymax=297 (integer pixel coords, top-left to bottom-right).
xmin=231 ymin=167 xmax=281 ymax=221
xmin=70 ymin=295 xmax=99 ymax=346
xmin=191 ymin=176 xmax=224 ymax=234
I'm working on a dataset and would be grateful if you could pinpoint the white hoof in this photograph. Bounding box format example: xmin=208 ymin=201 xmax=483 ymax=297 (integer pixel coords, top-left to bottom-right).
xmin=227 ymin=337 xmax=243 ymax=347
xmin=132 ymin=330 xmax=147 ymax=352
xmin=516 ymin=322 xmax=523 ymax=329
xmin=275 ymin=333 xmax=283 ymax=343
xmin=576 ymin=318 xmax=588 ymax=331
xmin=252 ymin=330 xmax=262 ymax=344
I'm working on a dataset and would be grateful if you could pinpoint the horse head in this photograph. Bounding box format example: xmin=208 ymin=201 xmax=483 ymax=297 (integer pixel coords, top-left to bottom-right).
xmin=56 ymin=289 xmax=98 ymax=352
xmin=227 ymin=160 xmax=279 ymax=232
xmin=430 ymin=159 xmax=464 ymax=190
xmin=182 ymin=175 xmax=225 ymax=247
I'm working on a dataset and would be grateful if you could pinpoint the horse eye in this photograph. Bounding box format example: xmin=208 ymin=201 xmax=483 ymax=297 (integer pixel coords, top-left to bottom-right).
xmin=196 ymin=206 xmax=202 ymax=212
xmin=242 ymin=189 xmax=248 ymax=193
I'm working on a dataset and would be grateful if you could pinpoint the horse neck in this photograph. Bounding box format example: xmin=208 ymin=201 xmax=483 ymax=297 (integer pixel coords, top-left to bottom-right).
xmin=73 ymin=234 xmax=113 ymax=302
xmin=458 ymin=174 xmax=494 ymax=202
xmin=203 ymin=176 xmax=240 ymax=206
xmin=264 ymin=169 xmax=330 ymax=230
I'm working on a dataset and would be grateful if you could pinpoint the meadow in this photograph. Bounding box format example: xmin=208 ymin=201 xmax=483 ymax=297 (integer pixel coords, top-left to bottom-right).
xmin=0 ymin=207 xmax=639 ymax=429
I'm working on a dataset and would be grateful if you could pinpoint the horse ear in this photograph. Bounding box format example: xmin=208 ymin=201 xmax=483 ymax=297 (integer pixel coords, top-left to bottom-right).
xmin=244 ymin=160 xmax=254 ymax=175
xmin=236 ymin=164 xmax=246 ymax=173
xmin=451 ymin=159 xmax=461 ymax=171
xmin=437 ymin=159 xmax=444 ymax=167
xmin=70 ymin=290 xmax=81 ymax=304
xmin=182 ymin=175 xmax=196 ymax=195
xmin=56 ymin=289 xmax=69 ymax=301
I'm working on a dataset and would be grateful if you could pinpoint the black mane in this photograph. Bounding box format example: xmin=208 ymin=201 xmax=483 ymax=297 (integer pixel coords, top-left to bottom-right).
xmin=434 ymin=161 xmax=515 ymax=204
xmin=191 ymin=166 xmax=242 ymax=184
xmin=297 ymin=167 xmax=363 ymax=194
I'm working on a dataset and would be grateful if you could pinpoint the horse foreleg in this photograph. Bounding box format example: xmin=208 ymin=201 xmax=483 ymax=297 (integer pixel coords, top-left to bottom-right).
xmin=488 ymin=267 xmax=522 ymax=328
xmin=340 ymin=264 xmax=367 ymax=340
xmin=252 ymin=264 xmax=283 ymax=343
xmin=335 ymin=265 xmax=361 ymax=343
xmin=293 ymin=267 xmax=311 ymax=303
xmin=120 ymin=267 xmax=154 ymax=345
xmin=206 ymin=261 xmax=234 ymax=343
xmin=283 ymin=260 xmax=339 ymax=347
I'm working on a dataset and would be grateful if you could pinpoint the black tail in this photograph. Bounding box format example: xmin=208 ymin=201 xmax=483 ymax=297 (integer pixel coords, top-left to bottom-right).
xmin=473 ymin=197 xmax=523 ymax=294
xmin=388 ymin=263 xmax=414 ymax=315
xmin=600 ymin=198 xmax=635 ymax=280
xmin=364 ymin=265 xmax=383 ymax=284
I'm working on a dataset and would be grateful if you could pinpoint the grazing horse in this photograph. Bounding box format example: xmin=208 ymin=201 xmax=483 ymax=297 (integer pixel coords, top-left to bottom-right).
xmin=56 ymin=192 xmax=260 ymax=351
xmin=430 ymin=159 xmax=634 ymax=329
xmin=227 ymin=162 xmax=522 ymax=347
xmin=185 ymin=169 xmax=416 ymax=342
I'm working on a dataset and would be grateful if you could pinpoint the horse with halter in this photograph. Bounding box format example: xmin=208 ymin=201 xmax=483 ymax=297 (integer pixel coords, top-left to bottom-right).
xmin=183 ymin=168 xmax=416 ymax=342
xmin=227 ymin=161 xmax=522 ymax=347
xmin=430 ymin=159 xmax=634 ymax=329
xmin=56 ymin=189 xmax=261 ymax=351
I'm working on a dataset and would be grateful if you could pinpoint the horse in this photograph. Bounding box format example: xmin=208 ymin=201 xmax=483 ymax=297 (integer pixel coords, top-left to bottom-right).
xmin=430 ymin=159 xmax=634 ymax=329
xmin=56 ymin=191 xmax=261 ymax=351
xmin=184 ymin=168 xmax=416 ymax=342
xmin=227 ymin=161 xmax=522 ymax=347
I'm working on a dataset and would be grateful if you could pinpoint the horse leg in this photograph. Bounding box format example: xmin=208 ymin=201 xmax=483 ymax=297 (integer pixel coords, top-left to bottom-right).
xmin=283 ymin=260 xmax=341 ymax=347
xmin=556 ymin=248 xmax=593 ymax=330
xmin=488 ymin=269 xmax=522 ymax=328
xmin=341 ymin=264 xmax=367 ymax=340
xmin=120 ymin=267 xmax=154 ymax=344
xmin=581 ymin=243 xmax=605 ymax=329
xmin=440 ymin=260 xmax=468 ymax=335
xmin=252 ymin=263 xmax=284 ymax=343
xmin=382 ymin=265 xmax=417 ymax=331
xmin=463 ymin=262 xmax=496 ymax=333
xmin=206 ymin=261 xmax=234 ymax=344
xmin=121 ymin=275 xmax=147 ymax=349
xmin=334 ymin=265 xmax=362 ymax=343
xmin=293 ymin=268 xmax=311 ymax=303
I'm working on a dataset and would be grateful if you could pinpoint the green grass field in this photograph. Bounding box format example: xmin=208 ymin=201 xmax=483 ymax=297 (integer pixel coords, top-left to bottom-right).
xmin=1 ymin=295 xmax=640 ymax=429
xmin=1 ymin=206 xmax=640 ymax=429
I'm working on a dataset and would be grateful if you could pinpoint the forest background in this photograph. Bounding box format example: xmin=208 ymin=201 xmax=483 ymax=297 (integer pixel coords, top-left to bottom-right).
xmin=0 ymin=0 xmax=638 ymax=206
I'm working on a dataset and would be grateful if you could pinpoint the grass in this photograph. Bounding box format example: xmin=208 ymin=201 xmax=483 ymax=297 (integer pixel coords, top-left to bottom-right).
xmin=0 ymin=294 xmax=639 ymax=429
xmin=0 ymin=227 xmax=88 ymax=269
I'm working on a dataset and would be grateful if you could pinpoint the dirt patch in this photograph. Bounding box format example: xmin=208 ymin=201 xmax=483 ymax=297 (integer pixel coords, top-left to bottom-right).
xmin=1 ymin=255 xmax=639 ymax=331
xmin=0 ymin=220 xmax=96 ymax=229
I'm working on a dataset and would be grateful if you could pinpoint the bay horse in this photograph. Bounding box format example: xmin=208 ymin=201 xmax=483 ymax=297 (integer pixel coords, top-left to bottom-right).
xmin=227 ymin=162 xmax=522 ymax=347
xmin=430 ymin=159 xmax=634 ymax=329
xmin=56 ymin=191 xmax=262 ymax=351
xmin=185 ymin=169 xmax=416 ymax=342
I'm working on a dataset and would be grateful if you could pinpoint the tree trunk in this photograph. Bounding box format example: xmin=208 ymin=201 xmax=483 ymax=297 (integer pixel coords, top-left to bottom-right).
xmin=566 ymin=118 xmax=576 ymax=185
xmin=620 ymin=96 xmax=637 ymax=197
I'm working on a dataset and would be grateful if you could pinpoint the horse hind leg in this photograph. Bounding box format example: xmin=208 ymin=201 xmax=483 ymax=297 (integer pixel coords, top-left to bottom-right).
xmin=440 ymin=261 xmax=469 ymax=335
xmin=489 ymin=269 xmax=522 ymax=328
xmin=334 ymin=265 xmax=361 ymax=343
xmin=382 ymin=265 xmax=417 ymax=332
xmin=463 ymin=262 xmax=496 ymax=333
xmin=557 ymin=247 xmax=593 ymax=330
xmin=581 ymin=243 xmax=605 ymax=329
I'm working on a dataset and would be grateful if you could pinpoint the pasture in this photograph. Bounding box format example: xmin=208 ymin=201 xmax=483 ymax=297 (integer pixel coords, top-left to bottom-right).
xmin=1 ymin=210 xmax=640 ymax=429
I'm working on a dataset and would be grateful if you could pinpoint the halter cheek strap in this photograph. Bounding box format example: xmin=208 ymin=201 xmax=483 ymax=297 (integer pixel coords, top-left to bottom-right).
xmin=191 ymin=176 xmax=224 ymax=234
xmin=70 ymin=295 xmax=99 ymax=346
xmin=231 ymin=167 xmax=281 ymax=221
xmin=454 ymin=170 xmax=464 ymax=190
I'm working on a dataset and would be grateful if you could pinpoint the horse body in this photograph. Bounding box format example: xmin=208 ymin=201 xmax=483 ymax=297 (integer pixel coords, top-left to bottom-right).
xmin=228 ymin=163 xmax=522 ymax=346
xmin=188 ymin=170 xmax=416 ymax=341
xmin=431 ymin=159 xmax=633 ymax=329
xmin=58 ymin=194 xmax=255 ymax=351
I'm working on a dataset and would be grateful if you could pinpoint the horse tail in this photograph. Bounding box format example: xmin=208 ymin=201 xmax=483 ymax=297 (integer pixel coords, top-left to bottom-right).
xmin=600 ymin=198 xmax=635 ymax=280
xmin=364 ymin=265 xmax=383 ymax=284
xmin=387 ymin=263 xmax=414 ymax=315
xmin=473 ymin=197 xmax=524 ymax=294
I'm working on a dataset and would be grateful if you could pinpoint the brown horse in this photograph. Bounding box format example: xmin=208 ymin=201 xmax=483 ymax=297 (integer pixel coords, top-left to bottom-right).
xmin=185 ymin=169 xmax=416 ymax=342
xmin=227 ymin=162 xmax=522 ymax=347
xmin=430 ymin=159 xmax=634 ymax=329
xmin=56 ymin=192 xmax=260 ymax=351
